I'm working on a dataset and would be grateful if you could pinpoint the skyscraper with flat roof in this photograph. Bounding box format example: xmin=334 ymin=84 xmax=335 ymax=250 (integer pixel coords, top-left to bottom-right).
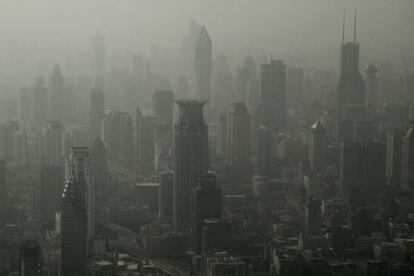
xmin=258 ymin=59 xmax=287 ymax=132
xmin=173 ymin=100 xmax=209 ymax=233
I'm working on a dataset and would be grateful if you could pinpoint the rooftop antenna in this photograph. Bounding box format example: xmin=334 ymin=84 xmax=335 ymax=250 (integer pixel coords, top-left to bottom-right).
xmin=342 ymin=9 xmax=345 ymax=44
xmin=353 ymin=9 xmax=357 ymax=43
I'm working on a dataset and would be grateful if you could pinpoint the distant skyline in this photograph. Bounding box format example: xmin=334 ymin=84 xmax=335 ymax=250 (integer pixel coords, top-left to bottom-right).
xmin=0 ymin=0 xmax=412 ymax=69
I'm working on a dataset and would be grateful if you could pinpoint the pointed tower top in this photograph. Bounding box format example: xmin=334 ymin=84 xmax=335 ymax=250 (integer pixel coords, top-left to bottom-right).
xmin=353 ymin=9 xmax=357 ymax=43
xmin=342 ymin=9 xmax=346 ymax=44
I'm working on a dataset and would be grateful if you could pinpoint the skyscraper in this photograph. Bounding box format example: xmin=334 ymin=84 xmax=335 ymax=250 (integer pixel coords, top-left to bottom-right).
xmin=192 ymin=173 xmax=222 ymax=254
xmin=174 ymin=100 xmax=209 ymax=233
xmin=159 ymin=170 xmax=174 ymax=223
xmin=92 ymin=32 xmax=106 ymax=90
xmin=255 ymin=125 xmax=273 ymax=177
xmin=136 ymin=108 xmax=158 ymax=177
xmin=67 ymin=147 xmax=94 ymax=236
xmin=32 ymin=77 xmax=47 ymax=133
xmin=0 ymin=161 xmax=5 ymax=203
xmin=42 ymin=121 xmax=63 ymax=165
xmin=364 ymin=64 xmax=378 ymax=110
xmin=120 ymin=113 xmax=135 ymax=171
xmin=19 ymin=240 xmax=42 ymax=276
xmin=386 ymin=129 xmax=403 ymax=186
xmin=337 ymin=11 xmax=365 ymax=124
xmin=48 ymin=65 xmax=65 ymax=123
xmin=18 ymin=88 xmax=30 ymax=131
xmin=287 ymin=67 xmax=305 ymax=109
xmin=90 ymin=137 xmax=107 ymax=219
xmin=89 ymin=88 xmax=104 ymax=143
xmin=309 ymin=120 xmax=328 ymax=174
xmin=60 ymin=175 xmax=87 ymax=276
xmin=258 ymin=59 xmax=287 ymax=131
xmin=195 ymin=27 xmax=212 ymax=101
xmin=225 ymin=102 xmax=251 ymax=165
xmin=340 ymin=142 xmax=385 ymax=203
xmin=40 ymin=165 xmax=63 ymax=229
xmin=153 ymin=90 xmax=174 ymax=128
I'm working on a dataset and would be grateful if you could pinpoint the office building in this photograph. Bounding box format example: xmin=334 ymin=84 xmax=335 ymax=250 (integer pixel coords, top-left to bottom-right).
xmin=364 ymin=64 xmax=378 ymax=110
xmin=42 ymin=121 xmax=63 ymax=165
xmin=159 ymin=171 xmax=174 ymax=223
xmin=173 ymin=100 xmax=209 ymax=233
xmin=258 ymin=59 xmax=287 ymax=131
xmin=60 ymin=175 xmax=87 ymax=276
xmin=40 ymin=165 xmax=63 ymax=229
xmin=309 ymin=120 xmax=327 ymax=174
xmin=153 ymin=90 xmax=174 ymax=128
xmin=192 ymin=173 xmax=222 ymax=254
xmin=255 ymin=125 xmax=273 ymax=177
xmin=32 ymin=77 xmax=47 ymax=133
xmin=19 ymin=240 xmax=42 ymax=276
xmin=89 ymin=88 xmax=105 ymax=143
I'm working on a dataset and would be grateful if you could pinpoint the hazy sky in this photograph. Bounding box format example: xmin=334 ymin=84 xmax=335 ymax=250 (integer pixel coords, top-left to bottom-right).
xmin=0 ymin=0 xmax=412 ymax=69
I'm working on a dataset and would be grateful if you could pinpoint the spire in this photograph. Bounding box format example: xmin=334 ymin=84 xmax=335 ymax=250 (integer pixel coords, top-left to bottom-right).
xmin=353 ymin=9 xmax=357 ymax=43
xmin=342 ymin=9 xmax=345 ymax=44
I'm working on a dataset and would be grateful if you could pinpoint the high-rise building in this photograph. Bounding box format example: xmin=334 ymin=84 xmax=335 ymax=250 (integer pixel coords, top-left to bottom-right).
xmin=90 ymin=137 xmax=107 ymax=219
xmin=136 ymin=108 xmax=158 ymax=177
xmin=192 ymin=173 xmax=222 ymax=254
xmin=42 ymin=121 xmax=63 ymax=165
xmin=40 ymin=165 xmax=63 ymax=229
xmin=67 ymin=147 xmax=94 ymax=236
xmin=364 ymin=64 xmax=378 ymax=110
xmin=18 ymin=87 xmax=30 ymax=131
xmin=340 ymin=142 xmax=385 ymax=203
xmin=235 ymin=56 xmax=257 ymax=103
xmin=305 ymin=198 xmax=322 ymax=235
xmin=19 ymin=240 xmax=42 ymax=276
xmin=1 ymin=120 xmax=19 ymax=162
xmin=255 ymin=125 xmax=273 ymax=177
xmin=174 ymin=100 xmax=209 ymax=233
xmin=258 ymin=59 xmax=287 ymax=131
xmin=60 ymin=175 xmax=87 ymax=276
xmin=158 ymin=170 xmax=174 ymax=223
xmin=287 ymin=67 xmax=305 ymax=109
xmin=309 ymin=120 xmax=328 ymax=174
xmin=337 ymin=12 xmax=365 ymax=137
xmin=48 ymin=65 xmax=65 ymax=123
xmin=120 ymin=113 xmax=135 ymax=171
xmin=401 ymin=123 xmax=414 ymax=190
xmin=195 ymin=27 xmax=212 ymax=101
xmin=103 ymin=110 xmax=126 ymax=159
xmin=12 ymin=131 xmax=28 ymax=167
xmin=89 ymin=88 xmax=104 ymax=143
xmin=0 ymin=161 xmax=5 ymax=203
xmin=32 ymin=77 xmax=47 ymax=133
xmin=92 ymin=32 xmax=106 ymax=90
xmin=153 ymin=90 xmax=174 ymax=128
xmin=225 ymin=103 xmax=251 ymax=165
xmin=386 ymin=129 xmax=403 ymax=187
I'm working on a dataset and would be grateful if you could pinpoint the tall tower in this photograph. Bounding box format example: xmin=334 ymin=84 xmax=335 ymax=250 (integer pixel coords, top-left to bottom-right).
xmin=195 ymin=27 xmax=212 ymax=101
xmin=120 ymin=113 xmax=135 ymax=171
xmin=174 ymin=101 xmax=209 ymax=233
xmin=192 ymin=173 xmax=222 ymax=254
xmin=258 ymin=59 xmax=287 ymax=132
xmin=90 ymin=137 xmax=107 ymax=220
xmin=364 ymin=64 xmax=379 ymax=111
xmin=309 ymin=119 xmax=328 ymax=174
xmin=337 ymin=11 xmax=365 ymax=121
xmin=225 ymin=102 xmax=251 ymax=165
xmin=42 ymin=121 xmax=63 ymax=165
xmin=60 ymin=175 xmax=87 ymax=276
xmin=255 ymin=125 xmax=273 ymax=177
xmin=48 ymin=65 xmax=65 ymax=123
xmin=89 ymin=88 xmax=104 ymax=143
xmin=32 ymin=77 xmax=47 ymax=133
xmin=153 ymin=90 xmax=174 ymax=128
xmin=19 ymin=240 xmax=42 ymax=276
xmin=66 ymin=147 xmax=94 ymax=236
xmin=40 ymin=165 xmax=63 ymax=229
xmin=92 ymin=32 xmax=106 ymax=90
